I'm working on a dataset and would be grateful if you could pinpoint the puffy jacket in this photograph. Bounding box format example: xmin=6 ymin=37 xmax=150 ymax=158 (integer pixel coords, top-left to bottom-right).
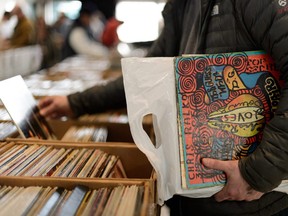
xmin=149 ymin=0 xmax=288 ymax=191
xmin=69 ymin=0 xmax=288 ymax=214
xmin=152 ymin=0 xmax=288 ymax=215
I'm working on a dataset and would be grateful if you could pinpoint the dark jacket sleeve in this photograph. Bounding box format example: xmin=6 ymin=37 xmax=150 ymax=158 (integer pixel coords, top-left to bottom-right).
xmin=238 ymin=0 xmax=288 ymax=192
xmin=67 ymin=76 xmax=126 ymax=117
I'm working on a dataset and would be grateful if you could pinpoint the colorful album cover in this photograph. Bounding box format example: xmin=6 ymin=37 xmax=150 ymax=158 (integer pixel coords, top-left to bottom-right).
xmin=0 ymin=75 xmax=56 ymax=140
xmin=175 ymin=51 xmax=283 ymax=189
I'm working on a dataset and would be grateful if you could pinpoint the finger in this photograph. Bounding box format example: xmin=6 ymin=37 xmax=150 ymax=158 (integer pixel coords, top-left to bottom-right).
xmin=38 ymin=97 xmax=52 ymax=108
xmin=51 ymin=113 xmax=60 ymax=119
xmin=215 ymin=187 xmax=263 ymax=202
xmin=214 ymin=188 xmax=243 ymax=202
xmin=201 ymin=158 xmax=230 ymax=172
xmin=244 ymin=191 xmax=263 ymax=201
xmin=39 ymin=104 xmax=56 ymax=117
xmin=214 ymin=190 xmax=230 ymax=202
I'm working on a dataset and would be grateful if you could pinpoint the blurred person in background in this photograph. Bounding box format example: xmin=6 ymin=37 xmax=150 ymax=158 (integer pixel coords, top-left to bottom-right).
xmin=61 ymin=1 xmax=111 ymax=60
xmin=94 ymin=0 xmax=118 ymax=20
xmin=0 ymin=11 xmax=14 ymax=49
xmin=35 ymin=16 xmax=61 ymax=69
xmin=7 ymin=5 xmax=35 ymax=48
xmin=51 ymin=12 xmax=72 ymax=52
xmin=93 ymin=0 xmax=122 ymax=47
xmin=52 ymin=12 xmax=72 ymax=42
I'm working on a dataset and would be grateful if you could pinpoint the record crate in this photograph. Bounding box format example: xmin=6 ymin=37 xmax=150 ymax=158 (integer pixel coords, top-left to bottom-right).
xmin=0 ymin=138 xmax=158 ymax=215
xmin=2 ymin=138 xmax=154 ymax=179
xmin=47 ymin=114 xmax=154 ymax=143
xmin=0 ymin=176 xmax=156 ymax=216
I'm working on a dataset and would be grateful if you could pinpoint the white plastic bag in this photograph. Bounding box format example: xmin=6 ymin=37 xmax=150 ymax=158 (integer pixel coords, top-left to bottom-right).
xmin=121 ymin=57 xmax=223 ymax=205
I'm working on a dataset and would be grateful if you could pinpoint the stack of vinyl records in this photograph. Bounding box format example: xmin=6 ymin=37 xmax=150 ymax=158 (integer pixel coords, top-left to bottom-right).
xmin=61 ymin=126 xmax=108 ymax=142
xmin=0 ymin=184 xmax=144 ymax=216
xmin=0 ymin=106 xmax=18 ymax=140
xmin=0 ymin=142 xmax=126 ymax=178
xmin=79 ymin=112 xmax=129 ymax=124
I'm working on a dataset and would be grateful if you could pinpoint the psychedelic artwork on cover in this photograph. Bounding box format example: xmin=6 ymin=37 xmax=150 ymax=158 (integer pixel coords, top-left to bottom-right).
xmin=174 ymin=51 xmax=283 ymax=189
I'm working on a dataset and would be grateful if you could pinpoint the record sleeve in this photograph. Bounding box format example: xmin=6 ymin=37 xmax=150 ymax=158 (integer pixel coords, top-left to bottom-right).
xmin=0 ymin=75 xmax=56 ymax=140
xmin=174 ymin=51 xmax=283 ymax=189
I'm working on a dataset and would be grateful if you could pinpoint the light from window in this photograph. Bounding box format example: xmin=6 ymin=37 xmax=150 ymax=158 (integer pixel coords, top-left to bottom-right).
xmin=116 ymin=1 xmax=165 ymax=43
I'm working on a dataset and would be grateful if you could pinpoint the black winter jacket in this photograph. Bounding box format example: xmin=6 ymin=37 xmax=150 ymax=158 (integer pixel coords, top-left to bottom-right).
xmin=68 ymin=0 xmax=288 ymax=214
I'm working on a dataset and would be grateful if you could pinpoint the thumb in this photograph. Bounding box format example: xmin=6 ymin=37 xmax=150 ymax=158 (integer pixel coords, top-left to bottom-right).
xmin=202 ymin=158 xmax=228 ymax=172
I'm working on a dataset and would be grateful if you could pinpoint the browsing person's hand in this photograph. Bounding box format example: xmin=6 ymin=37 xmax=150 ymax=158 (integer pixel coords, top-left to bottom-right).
xmin=38 ymin=95 xmax=75 ymax=119
xmin=201 ymin=158 xmax=264 ymax=202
